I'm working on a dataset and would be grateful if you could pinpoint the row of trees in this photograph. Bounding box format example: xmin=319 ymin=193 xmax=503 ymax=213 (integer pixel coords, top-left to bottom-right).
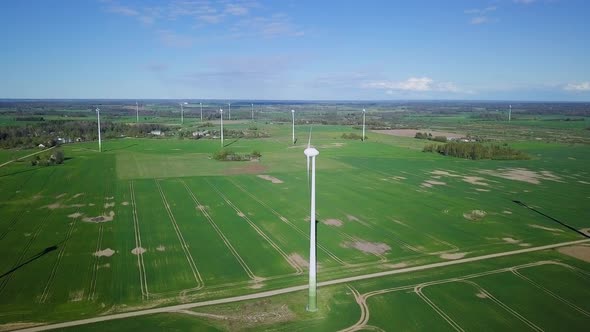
xmin=212 ymin=149 xmax=262 ymax=161
xmin=0 ymin=121 xmax=172 ymax=148
xmin=423 ymin=142 xmax=529 ymax=160
xmin=31 ymin=149 xmax=65 ymax=166
xmin=414 ymin=132 xmax=448 ymax=142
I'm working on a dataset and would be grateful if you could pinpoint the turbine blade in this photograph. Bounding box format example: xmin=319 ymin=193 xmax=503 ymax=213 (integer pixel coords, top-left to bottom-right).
xmin=307 ymin=127 xmax=312 ymax=148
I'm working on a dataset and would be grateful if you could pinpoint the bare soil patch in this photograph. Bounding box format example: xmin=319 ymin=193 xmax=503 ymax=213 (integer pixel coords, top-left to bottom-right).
xmin=257 ymin=174 xmax=283 ymax=184
xmin=83 ymin=211 xmax=115 ymax=223
xmin=475 ymin=188 xmax=490 ymax=192
xmin=323 ymin=218 xmax=343 ymax=227
xmin=579 ymin=228 xmax=590 ymax=236
xmin=502 ymin=237 xmax=520 ymax=244
xmin=463 ymin=176 xmax=489 ymax=186
xmin=105 ymin=196 xmax=115 ymax=200
xmin=288 ymin=253 xmax=309 ymax=269
xmin=44 ymin=202 xmax=62 ymax=210
xmin=121 ymin=201 xmax=129 ymax=206
xmin=463 ymin=210 xmax=487 ymax=221
xmin=579 ymin=181 xmax=590 ymax=184
xmin=343 ymin=240 xmax=391 ymax=255
xmin=431 ymin=170 xmax=460 ymax=177
xmin=502 ymin=210 xmax=512 ymax=214
xmin=156 ymin=245 xmax=166 ymax=252
xmin=0 ymin=322 xmax=44 ymax=331
xmin=476 ymin=291 xmax=489 ymax=299
xmin=68 ymin=212 xmax=83 ymax=219
xmin=72 ymin=193 xmax=84 ymax=199
xmin=557 ymin=245 xmax=590 ymax=263
xmin=421 ymin=180 xmax=446 ymax=188
xmin=131 ymin=247 xmax=146 ymax=255
xmin=237 ymin=212 xmax=245 ymax=217
xmin=94 ymin=248 xmax=115 ymax=257
xmin=104 ymin=202 xmax=115 ymax=208
xmin=529 ymin=224 xmax=563 ymax=233
xmin=479 ymin=168 xmax=562 ymax=185
xmin=374 ymin=129 xmax=464 ymax=138
xmin=69 ymin=290 xmax=84 ymax=302
xmin=55 ymin=193 xmax=67 ymax=199
xmin=440 ymin=252 xmax=467 ymax=260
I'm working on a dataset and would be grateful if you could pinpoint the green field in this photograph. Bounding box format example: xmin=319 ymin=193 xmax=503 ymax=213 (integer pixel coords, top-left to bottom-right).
xmin=0 ymin=120 xmax=589 ymax=331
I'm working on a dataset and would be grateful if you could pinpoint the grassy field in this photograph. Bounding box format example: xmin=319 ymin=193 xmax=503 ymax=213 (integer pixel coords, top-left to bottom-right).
xmin=0 ymin=119 xmax=589 ymax=330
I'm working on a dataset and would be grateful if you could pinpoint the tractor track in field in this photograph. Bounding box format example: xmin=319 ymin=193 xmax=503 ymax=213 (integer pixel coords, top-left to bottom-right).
xmin=38 ymin=215 xmax=78 ymax=304
xmin=129 ymin=181 xmax=149 ymax=300
xmin=205 ymin=179 xmax=304 ymax=275
xmin=180 ymin=179 xmax=259 ymax=281
xmin=155 ymin=180 xmax=204 ymax=290
xmin=0 ymin=208 xmax=55 ymax=296
xmin=87 ymin=225 xmax=104 ymax=301
xmin=228 ymin=178 xmax=348 ymax=266
xmin=511 ymin=269 xmax=590 ymax=318
xmin=13 ymin=239 xmax=590 ymax=332
xmin=340 ymin=260 xmax=566 ymax=331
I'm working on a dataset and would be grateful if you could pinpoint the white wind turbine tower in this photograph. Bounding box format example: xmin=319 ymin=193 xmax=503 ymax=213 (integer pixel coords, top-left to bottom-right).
xmin=228 ymin=103 xmax=231 ymax=120
xmin=136 ymin=101 xmax=139 ymax=123
xmin=200 ymin=102 xmax=203 ymax=122
xmin=362 ymin=108 xmax=366 ymax=142
xmin=96 ymin=108 xmax=102 ymax=152
xmin=509 ymin=104 xmax=512 ymax=122
xmin=251 ymin=103 xmax=254 ymax=121
xmin=292 ymin=109 xmax=296 ymax=144
xmin=220 ymin=109 xmax=224 ymax=147
xmin=304 ymin=129 xmax=319 ymax=312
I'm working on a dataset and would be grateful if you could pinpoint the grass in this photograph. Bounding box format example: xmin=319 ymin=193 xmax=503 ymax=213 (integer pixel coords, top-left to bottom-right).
xmin=0 ymin=120 xmax=589 ymax=330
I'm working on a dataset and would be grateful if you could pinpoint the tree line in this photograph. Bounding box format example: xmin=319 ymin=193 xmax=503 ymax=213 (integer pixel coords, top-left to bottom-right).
xmin=423 ymin=142 xmax=529 ymax=160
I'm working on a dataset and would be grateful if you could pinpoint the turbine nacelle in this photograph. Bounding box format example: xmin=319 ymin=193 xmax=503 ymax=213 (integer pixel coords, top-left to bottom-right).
xmin=304 ymin=147 xmax=319 ymax=157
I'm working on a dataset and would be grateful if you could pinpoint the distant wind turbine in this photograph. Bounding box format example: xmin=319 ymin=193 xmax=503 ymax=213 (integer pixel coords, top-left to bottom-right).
xmin=509 ymin=105 xmax=512 ymax=122
xmin=136 ymin=101 xmax=139 ymax=123
xmin=96 ymin=108 xmax=102 ymax=152
xmin=228 ymin=103 xmax=231 ymax=120
xmin=251 ymin=103 xmax=254 ymax=121
xmin=362 ymin=109 xmax=366 ymax=142
xmin=304 ymin=129 xmax=319 ymax=312
xmin=220 ymin=109 xmax=224 ymax=147
xmin=200 ymin=102 xmax=203 ymax=122
xmin=180 ymin=102 xmax=184 ymax=125
xmin=292 ymin=109 xmax=296 ymax=144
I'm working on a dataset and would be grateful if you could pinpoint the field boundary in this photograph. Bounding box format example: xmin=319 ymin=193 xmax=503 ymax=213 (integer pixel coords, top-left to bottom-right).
xmin=129 ymin=181 xmax=149 ymax=299
xmin=15 ymin=238 xmax=590 ymax=332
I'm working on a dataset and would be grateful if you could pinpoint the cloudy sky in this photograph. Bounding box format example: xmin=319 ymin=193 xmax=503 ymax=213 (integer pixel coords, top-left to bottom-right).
xmin=1 ymin=0 xmax=589 ymax=100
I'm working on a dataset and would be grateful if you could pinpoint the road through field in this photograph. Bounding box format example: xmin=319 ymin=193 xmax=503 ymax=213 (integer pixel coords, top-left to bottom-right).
xmin=15 ymin=238 xmax=590 ymax=332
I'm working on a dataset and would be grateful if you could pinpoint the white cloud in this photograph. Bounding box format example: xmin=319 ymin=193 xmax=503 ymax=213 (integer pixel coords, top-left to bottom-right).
xmin=564 ymin=82 xmax=590 ymax=92
xmin=470 ymin=16 xmax=490 ymax=25
xmin=362 ymin=77 xmax=465 ymax=94
xmin=107 ymin=5 xmax=139 ymax=16
xmin=464 ymin=6 xmax=497 ymax=15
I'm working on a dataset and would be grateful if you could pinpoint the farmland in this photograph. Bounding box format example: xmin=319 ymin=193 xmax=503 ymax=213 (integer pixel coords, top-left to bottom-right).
xmin=0 ymin=104 xmax=589 ymax=331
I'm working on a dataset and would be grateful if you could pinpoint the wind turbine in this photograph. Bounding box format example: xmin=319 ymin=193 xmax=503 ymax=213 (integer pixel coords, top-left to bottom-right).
xmin=509 ymin=104 xmax=512 ymax=122
xmin=251 ymin=103 xmax=254 ymax=121
xmin=200 ymin=102 xmax=203 ymax=122
xmin=304 ymin=129 xmax=319 ymax=312
xmin=228 ymin=103 xmax=231 ymax=120
xmin=136 ymin=101 xmax=139 ymax=123
xmin=180 ymin=102 xmax=184 ymax=125
xmin=292 ymin=109 xmax=295 ymax=144
xmin=96 ymin=108 xmax=102 ymax=152
xmin=220 ymin=109 xmax=224 ymax=147
xmin=362 ymin=109 xmax=366 ymax=142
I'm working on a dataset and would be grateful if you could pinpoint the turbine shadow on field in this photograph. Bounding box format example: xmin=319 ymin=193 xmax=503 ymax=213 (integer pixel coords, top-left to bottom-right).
xmin=0 ymin=243 xmax=61 ymax=279
xmin=223 ymin=138 xmax=241 ymax=148
xmin=512 ymin=200 xmax=590 ymax=239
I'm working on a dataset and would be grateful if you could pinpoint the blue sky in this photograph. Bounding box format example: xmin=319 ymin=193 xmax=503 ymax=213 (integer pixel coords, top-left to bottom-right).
xmin=1 ymin=0 xmax=589 ymax=101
